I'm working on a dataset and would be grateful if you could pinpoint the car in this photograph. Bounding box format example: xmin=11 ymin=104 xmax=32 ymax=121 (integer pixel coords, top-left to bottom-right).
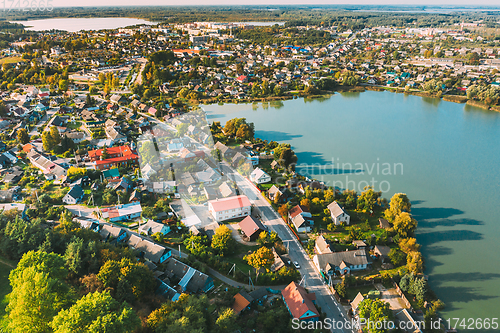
xmin=293 ymin=261 xmax=300 ymax=269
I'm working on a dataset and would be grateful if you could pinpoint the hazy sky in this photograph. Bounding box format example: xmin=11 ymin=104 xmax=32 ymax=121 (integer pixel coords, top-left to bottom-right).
xmin=49 ymin=1 xmax=499 ymax=7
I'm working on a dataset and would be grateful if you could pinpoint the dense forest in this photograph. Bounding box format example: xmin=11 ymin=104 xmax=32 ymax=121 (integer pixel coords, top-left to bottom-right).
xmin=0 ymin=5 xmax=499 ymax=29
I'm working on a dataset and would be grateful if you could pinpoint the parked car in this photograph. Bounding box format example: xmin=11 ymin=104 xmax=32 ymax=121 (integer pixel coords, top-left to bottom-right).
xmin=293 ymin=261 xmax=300 ymax=269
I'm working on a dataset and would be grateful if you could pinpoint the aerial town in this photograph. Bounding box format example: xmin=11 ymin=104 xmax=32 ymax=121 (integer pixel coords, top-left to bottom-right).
xmin=0 ymin=7 xmax=498 ymax=333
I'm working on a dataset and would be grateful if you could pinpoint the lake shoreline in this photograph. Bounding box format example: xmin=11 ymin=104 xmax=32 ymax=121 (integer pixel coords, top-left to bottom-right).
xmin=199 ymin=85 xmax=500 ymax=113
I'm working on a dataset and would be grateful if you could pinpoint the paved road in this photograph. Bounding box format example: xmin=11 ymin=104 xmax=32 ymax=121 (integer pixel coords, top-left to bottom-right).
xmin=220 ymin=162 xmax=352 ymax=333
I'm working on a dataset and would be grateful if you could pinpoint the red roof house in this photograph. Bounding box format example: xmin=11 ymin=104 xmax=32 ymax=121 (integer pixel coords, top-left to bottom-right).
xmin=281 ymin=282 xmax=319 ymax=322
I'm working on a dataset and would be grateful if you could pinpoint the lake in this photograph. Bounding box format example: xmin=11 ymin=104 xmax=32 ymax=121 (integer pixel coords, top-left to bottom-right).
xmin=12 ymin=17 xmax=156 ymax=32
xmin=202 ymin=91 xmax=500 ymax=326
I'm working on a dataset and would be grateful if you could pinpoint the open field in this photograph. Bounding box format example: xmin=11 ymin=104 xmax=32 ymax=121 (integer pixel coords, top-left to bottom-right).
xmin=0 ymin=56 xmax=23 ymax=65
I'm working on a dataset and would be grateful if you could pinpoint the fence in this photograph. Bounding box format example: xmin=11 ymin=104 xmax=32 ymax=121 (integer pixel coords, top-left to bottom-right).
xmin=393 ymin=281 xmax=414 ymax=311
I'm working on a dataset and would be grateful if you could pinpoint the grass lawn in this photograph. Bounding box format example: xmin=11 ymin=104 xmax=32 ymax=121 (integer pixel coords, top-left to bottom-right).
xmin=345 ymin=284 xmax=378 ymax=301
xmin=0 ymin=256 xmax=15 ymax=328
xmin=66 ymin=121 xmax=82 ymax=130
xmin=0 ymin=56 xmax=22 ymax=65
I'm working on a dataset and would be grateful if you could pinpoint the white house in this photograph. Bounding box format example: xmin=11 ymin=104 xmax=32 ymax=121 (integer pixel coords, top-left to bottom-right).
xmin=249 ymin=167 xmax=271 ymax=184
xmin=208 ymin=195 xmax=251 ymax=222
xmin=138 ymin=219 xmax=171 ymax=236
xmin=327 ymin=201 xmax=350 ymax=225
xmin=313 ymin=250 xmax=370 ymax=276
xmin=62 ymin=185 xmax=84 ymax=204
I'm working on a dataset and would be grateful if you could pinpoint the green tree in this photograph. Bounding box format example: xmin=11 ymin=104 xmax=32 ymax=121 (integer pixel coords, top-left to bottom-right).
xmin=335 ymin=278 xmax=347 ymax=298
xmin=215 ymin=308 xmax=237 ymax=333
xmin=50 ymin=126 xmax=61 ymax=145
xmin=183 ymin=234 xmax=210 ymax=258
xmin=147 ymin=294 xmax=210 ymax=333
xmin=384 ymin=193 xmax=411 ymax=222
xmin=399 ymin=237 xmax=420 ymax=254
xmin=407 ymin=251 xmax=424 ymax=274
xmin=59 ymin=79 xmax=69 ymax=91
xmin=67 ymin=166 xmax=87 ymax=181
xmin=17 ymin=128 xmax=30 ymax=144
xmin=42 ymin=131 xmax=54 ymax=152
xmin=393 ymin=212 xmax=418 ymax=238
xmin=50 ymin=291 xmax=140 ymax=333
xmin=244 ymin=246 xmax=274 ymax=279
xmin=97 ymin=258 xmax=154 ymax=302
xmin=7 ymin=251 xmax=72 ymax=333
xmin=388 ymin=248 xmax=406 ymax=266
xmin=356 ymin=186 xmax=381 ymax=212
xmin=358 ymin=299 xmax=393 ymax=333
xmin=211 ymin=224 xmax=235 ymax=256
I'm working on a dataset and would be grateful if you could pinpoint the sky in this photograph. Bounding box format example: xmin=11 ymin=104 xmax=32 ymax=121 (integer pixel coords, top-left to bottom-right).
xmin=48 ymin=1 xmax=500 ymax=7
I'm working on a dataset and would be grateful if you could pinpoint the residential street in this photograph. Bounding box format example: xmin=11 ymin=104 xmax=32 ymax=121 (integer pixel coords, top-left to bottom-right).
xmin=220 ymin=162 xmax=353 ymax=333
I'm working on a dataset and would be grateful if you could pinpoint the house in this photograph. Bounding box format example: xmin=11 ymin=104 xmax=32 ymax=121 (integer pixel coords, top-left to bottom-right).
xmin=110 ymin=94 xmax=124 ymax=104
xmin=313 ymin=250 xmax=370 ymax=276
xmin=291 ymin=214 xmax=314 ymax=233
xmin=208 ymin=195 xmax=251 ymax=222
xmin=163 ymin=258 xmax=214 ymax=293
xmin=315 ymin=235 xmax=333 ymax=254
xmin=66 ymin=131 xmax=85 ymax=143
xmin=0 ymin=203 xmax=27 ymax=219
xmin=88 ymin=145 xmax=135 ymax=161
xmin=27 ymin=150 xmax=66 ymax=180
xmin=99 ymin=224 xmax=127 ymax=242
xmin=203 ymin=221 xmax=220 ymax=240
xmin=379 ymin=218 xmax=391 ymax=230
xmin=395 ymin=309 xmax=424 ymax=333
xmin=289 ymin=204 xmax=314 ymax=232
xmin=62 ymin=185 xmax=85 ymax=204
xmin=232 ymin=291 xmax=254 ymax=315
xmin=203 ymin=186 xmax=218 ymax=200
xmin=219 ymin=181 xmax=236 ymax=198
xmin=0 ymin=189 xmax=15 ymax=202
xmin=353 ymin=240 xmax=367 ymax=249
xmin=128 ymin=235 xmax=172 ymax=264
xmin=102 ymin=168 xmax=120 ymax=179
xmin=288 ymin=205 xmax=312 ymax=221
xmin=373 ymin=245 xmax=391 ymax=263
xmin=282 ymin=281 xmax=320 ymax=322
xmin=238 ymin=215 xmax=267 ymax=241
xmin=350 ymin=292 xmax=365 ymax=315
xmin=138 ymin=220 xmax=170 ymax=236
xmin=195 ymin=167 xmax=221 ymax=184
xmin=101 ymin=202 xmax=142 ymax=222
xmin=75 ymin=216 xmax=100 ymax=232
xmin=249 ymin=167 xmax=271 ymax=184
xmin=327 ymin=201 xmax=350 ymax=226
xmin=129 ymin=189 xmax=141 ymax=202
xmin=271 ymin=247 xmax=285 ymax=272
xmin=267 ymin=185 xmax=283 ymax=202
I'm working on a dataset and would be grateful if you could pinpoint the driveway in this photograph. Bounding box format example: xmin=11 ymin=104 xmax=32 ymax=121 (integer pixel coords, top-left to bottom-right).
xmin=375 ymin=283 xmax=407 ymax=310
xmin=226 ymin=223 xmax=258 ymax=246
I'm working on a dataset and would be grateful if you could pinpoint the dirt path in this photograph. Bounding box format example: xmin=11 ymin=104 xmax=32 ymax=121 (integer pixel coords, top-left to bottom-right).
xmin=0 ymin=258 xmax=15 ymax=268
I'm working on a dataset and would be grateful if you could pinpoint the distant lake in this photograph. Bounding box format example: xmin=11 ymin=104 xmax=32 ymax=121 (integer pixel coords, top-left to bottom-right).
xmin=203 ymin=91 xmax=500 ymax=329
xmin=12 ymin=17 xmax=156 ymax=32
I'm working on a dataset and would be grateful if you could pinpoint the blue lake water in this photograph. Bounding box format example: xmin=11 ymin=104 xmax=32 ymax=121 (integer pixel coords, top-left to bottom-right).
xmin=202 ymin=91 xmax=500 ymax=324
